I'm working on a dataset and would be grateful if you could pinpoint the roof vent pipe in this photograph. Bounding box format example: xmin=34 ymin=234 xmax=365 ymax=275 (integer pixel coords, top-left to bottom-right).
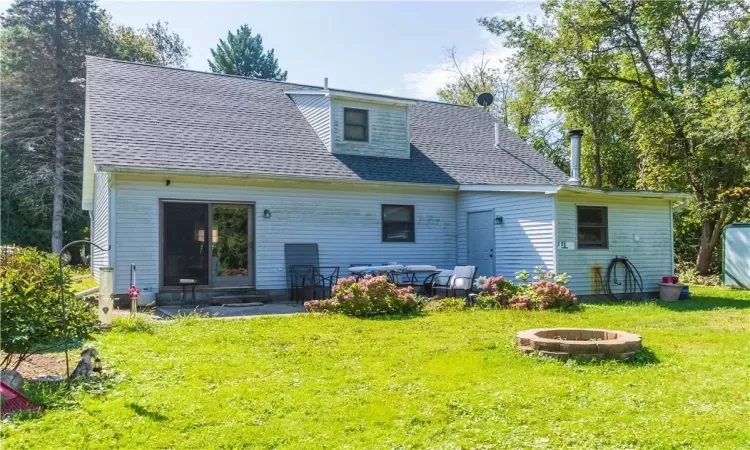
xmin=494 ymin=123 xmax=500 ymax=148
xmin=324 ymin=77 xmax=328 ymax=89
xmin=568 ymin=129 xmax=583 ymax=186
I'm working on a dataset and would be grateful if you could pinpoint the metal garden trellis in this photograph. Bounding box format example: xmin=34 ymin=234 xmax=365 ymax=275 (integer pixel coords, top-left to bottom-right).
xmin=58 ymin=240 xmax=109 ymax=379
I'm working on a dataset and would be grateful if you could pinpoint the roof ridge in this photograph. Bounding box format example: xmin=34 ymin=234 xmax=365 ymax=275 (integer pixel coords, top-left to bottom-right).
xmin=85 ymin=55 xmax=484 ymax=109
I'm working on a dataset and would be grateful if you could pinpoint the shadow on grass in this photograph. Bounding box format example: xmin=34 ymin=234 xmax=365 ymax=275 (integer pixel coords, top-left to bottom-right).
xmin=530 ymin=347 xmax=660 ymax=368
xmin=126 ymin=403 xmax=168 ymax=421
xmin=654 ymin=295 xmax=750 ymax=312
xmin=356 ymin=313 xmax=423 ymax=321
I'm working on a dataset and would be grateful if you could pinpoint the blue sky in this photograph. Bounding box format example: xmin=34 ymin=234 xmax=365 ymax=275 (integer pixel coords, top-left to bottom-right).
xmin=103 ymin=1 xmax=544 ymax=99
xmin=3 ymin=1 xmax=544 ymax=99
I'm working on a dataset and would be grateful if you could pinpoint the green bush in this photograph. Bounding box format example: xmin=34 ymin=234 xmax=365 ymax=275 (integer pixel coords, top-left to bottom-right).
xmin=305 ymin=275 xmax=418 ymax=317
xmin=111 ymin=316 xmax=157 ymax=334
xmin=477 ymin=267 xmax=578 ymax=311
xmin=0 ymin=247 xmax=98 ymax=370
xmin=423 ymin=297 xmax=468 ymax=312
xmin=676 ymin=263 xmax=722 ymax=286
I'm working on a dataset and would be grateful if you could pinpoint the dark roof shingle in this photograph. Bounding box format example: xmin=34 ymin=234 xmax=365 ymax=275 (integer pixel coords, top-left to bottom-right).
xmin=86 ymin=57 xmax=568 ymax=186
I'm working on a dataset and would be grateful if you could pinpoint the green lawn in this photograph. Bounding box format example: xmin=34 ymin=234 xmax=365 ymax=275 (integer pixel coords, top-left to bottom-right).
xmin=70 ymin=276 xmax=98 ymax=294
xmin=4 ymin=287 xmax=750 ymax=449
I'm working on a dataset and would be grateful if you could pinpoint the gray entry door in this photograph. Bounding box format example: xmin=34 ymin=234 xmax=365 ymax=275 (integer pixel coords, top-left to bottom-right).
xmin=467 ymin=210 xmax=495 ymax=277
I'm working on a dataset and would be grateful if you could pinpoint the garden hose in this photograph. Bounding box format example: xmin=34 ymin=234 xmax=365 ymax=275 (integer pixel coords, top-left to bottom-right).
xmin=601 ymin=256 xmax=644 ymax=301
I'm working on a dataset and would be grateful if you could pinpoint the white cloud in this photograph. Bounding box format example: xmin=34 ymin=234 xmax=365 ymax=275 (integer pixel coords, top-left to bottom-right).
xmin=403 ymin=5 xmax=543 ymax=101
xmin=403 ymin=45 xmax=513 ymax=100
xmin=378 ymin=89 xmax=396 ymax=96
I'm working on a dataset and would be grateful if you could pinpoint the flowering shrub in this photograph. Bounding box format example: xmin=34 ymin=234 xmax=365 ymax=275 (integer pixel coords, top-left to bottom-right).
xmin=480 ymin=276 xmax=518 ymax=307
xmin=509 ymin=294 xmax=535 ymax=310
xmin=531 ymin=279 xmax=577 ymax=310
xmin=473 ymin=266 xmax=577 ymax=311
xmin=304 ymin=275 xmax=417 ymax=317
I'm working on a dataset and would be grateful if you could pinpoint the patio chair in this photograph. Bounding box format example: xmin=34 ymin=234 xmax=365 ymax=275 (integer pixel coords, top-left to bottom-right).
xmin=434 ymin=266 xmax=477 ymax=302
xmin=312 ymin=266 xmax=340 ymax=300
xmin=423 ymin=269 xmax=454 ymax=297
xmin=285 ymin=243 xmax=319 ymax=302
xmin=289 ymin=265 xmax=314 ymax=303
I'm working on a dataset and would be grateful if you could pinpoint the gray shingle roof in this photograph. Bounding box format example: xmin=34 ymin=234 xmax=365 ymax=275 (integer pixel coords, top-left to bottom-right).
xmin=86 ymin=57 xmax=568 ymax=186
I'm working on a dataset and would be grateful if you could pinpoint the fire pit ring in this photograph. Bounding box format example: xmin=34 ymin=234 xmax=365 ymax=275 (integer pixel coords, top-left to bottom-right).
xmin=517 ymin=328 xmax=642 ymax=361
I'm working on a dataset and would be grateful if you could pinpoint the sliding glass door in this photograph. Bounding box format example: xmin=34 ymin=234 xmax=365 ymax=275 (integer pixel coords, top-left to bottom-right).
xmin=211 ymin=204 xmax=252 ymax=287
xmin=162 ymin=202 xmax=254 ymax=288
xmin=162 ymin=202 xmax=210 ymax=286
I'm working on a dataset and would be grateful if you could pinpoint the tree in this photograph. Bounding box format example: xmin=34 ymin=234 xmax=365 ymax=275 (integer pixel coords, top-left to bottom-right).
xmin=208 ymin=24 xmax=287 ymax=80
xmin=478 ymin=0 xmax=750 ymax=274
xmin=1 ymin=0 xmax=190 ymax=253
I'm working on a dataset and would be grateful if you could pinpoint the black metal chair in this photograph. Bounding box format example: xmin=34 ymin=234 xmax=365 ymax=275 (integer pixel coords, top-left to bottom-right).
xmin=289 ymin=265 xmax=314 ymax=303
xmin=312 ymin=266 xmax=340 ymax=300
xmin=422 ymin=270 xmax=453 ymax=297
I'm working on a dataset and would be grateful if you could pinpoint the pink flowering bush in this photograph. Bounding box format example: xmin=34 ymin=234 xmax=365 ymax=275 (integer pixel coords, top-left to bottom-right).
xmin=509 ymin=294 xmax=535 ymax=310
xmin=304 ymin=275 xmax=417 ymax=317
xmin=531 ymin=279 xmax=577 ymax=310
xmin=472 ymin=267 xmax=577 ymax=311
xmin=476 ymin=276 xmax=518 ymax=308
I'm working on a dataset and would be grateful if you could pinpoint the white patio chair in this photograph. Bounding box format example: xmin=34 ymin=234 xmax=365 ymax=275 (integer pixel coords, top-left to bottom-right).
xmin=434 ymin=266 xmax=477 ymax=301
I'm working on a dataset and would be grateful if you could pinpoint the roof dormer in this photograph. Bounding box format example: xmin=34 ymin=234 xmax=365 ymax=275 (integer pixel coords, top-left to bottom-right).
xmin=287 ymin=89 xmax=414 ymax=159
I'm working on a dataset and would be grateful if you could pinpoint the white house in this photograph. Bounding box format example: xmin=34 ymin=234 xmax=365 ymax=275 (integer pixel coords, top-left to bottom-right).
xmin=81 ymin=57 xmax=687 ymax=303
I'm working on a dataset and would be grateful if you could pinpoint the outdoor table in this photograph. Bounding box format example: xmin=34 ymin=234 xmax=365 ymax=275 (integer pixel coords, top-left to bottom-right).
xmin=348 ymin=265 xmax=440 ymax=287
xmin=179 ymin=278 xmax=199 ymax=306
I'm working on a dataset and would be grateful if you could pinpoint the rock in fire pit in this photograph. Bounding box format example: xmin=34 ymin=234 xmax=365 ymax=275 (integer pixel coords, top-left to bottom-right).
xmin=517 ymin=328 xmax=642 ymax=361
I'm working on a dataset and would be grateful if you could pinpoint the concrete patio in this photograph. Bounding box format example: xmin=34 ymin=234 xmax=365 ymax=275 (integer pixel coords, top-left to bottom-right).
xmin=157 ymin=302 xmax=306 ymax=319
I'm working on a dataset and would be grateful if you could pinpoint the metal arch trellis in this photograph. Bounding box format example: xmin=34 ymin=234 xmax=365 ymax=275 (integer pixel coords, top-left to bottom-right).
xmin=58 ymin=240 xmax=109 ymax=379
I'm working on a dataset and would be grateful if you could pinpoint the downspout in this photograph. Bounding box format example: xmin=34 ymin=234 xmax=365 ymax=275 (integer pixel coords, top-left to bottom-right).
xmin=669 ymin=200 xmax=675 ymax=276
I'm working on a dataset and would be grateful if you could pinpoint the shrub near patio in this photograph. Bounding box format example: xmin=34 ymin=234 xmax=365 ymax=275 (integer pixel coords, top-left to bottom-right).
xmin=304 ymin=275 xmax=418 ymax=316
xmin=477 ymin=267 xmax=577 ymax=311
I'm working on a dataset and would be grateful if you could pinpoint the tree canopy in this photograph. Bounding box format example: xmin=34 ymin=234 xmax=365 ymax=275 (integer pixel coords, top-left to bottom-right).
xmin=441 ymin=0 xmax=750 ymax=274
xmin=0 ymin=0 xmax=190 ymax=253
xmin=208 ymin=24 xmax=287 ymax=80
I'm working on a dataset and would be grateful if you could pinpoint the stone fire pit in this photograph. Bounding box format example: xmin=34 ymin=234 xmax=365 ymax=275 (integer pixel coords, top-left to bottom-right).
xmin=517 ymin=328 xmax=642 ymax=361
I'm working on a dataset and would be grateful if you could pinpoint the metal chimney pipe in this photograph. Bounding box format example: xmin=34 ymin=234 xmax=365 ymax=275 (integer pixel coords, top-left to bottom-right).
xmin=568 ymin=129 xmax=583 ymax=186
xmin=324 ymin=77 xmax=328 ymax=89
xmin=494 ymin=123 xmax=500 ymax=148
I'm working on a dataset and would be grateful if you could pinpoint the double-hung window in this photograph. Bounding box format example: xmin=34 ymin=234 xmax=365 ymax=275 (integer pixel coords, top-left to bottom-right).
xmin=382 ymin=205 xmax=415 ymax=242
xmin=577 ymin=206 xmax=608 ymax=249
xmin=344 ymin=108 xmax=368 ymax=142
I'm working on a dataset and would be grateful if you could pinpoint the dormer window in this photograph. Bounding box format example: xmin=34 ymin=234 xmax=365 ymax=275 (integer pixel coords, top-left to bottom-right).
xmin=344 ymin=108 xmax=368 ymax=142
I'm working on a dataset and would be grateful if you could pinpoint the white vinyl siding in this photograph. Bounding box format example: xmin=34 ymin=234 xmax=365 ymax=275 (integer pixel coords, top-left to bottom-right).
xmin=331 ymin=99 xmax=410 ymax=159
xmin=111 ymin=176 xmax=456 ymax=294
xmin=91 ymin=171 xmax=110 ymax=281
xmin=555 ymin=194 xmax=673 ymax=296
xmin=457 ymin=192 xmax=556 ymax=278
xmin=289 ymin=94 xmax=331 ymax=151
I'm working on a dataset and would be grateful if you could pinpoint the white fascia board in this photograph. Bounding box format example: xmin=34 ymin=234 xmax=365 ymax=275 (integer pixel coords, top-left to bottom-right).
xmin=285 ymin=90 xmax=329 ymax=96
xmin=99 ymin=165 xmax=458 ymax=191
xmin=329 ymin=90 xmax=416 ymax=106
xmin=285 ymin=89 xmax=416 ymax=107
xmin=459 ymin=184 xmax=562 ymax=194
xmin=559 ymin=185 xmax=691 ymax=201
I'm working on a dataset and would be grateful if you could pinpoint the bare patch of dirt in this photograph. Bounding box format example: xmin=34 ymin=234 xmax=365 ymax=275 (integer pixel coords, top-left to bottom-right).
xmin=10 ymin=353 xmax=67 ymax=379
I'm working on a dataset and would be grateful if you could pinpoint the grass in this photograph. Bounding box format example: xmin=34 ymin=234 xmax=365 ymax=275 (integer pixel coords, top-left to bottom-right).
xmin=3 ymin=287 xmax=750 ymax=449
xmin=70 ymin=276 xmax=98 ymax=294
